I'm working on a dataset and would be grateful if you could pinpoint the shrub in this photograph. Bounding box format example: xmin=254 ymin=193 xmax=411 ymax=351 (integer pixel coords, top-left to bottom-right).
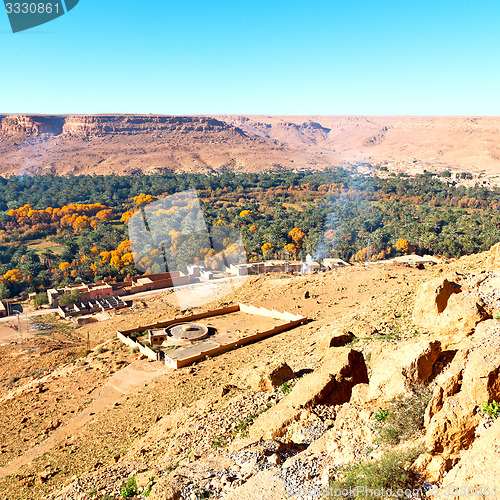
xmin=328 ymin=447 xmax=423 ymax=499
xmin=374 ymin=409 xmax=388 ymax=422
xmin=33 ymin=293 xmax=49 ymax=308
xmin=76 ymin=348 xmax=90 ymax=358
xmin=212 ymin=435 xmax=227 ymax=448
xmin=279 ymin=381 xmax=292 ymax=395
xmin=58 ymin=290 xmax=82 ymax=306
xmin=121 ymin=476 xmax=138 ymax=498
xmin=375 ymin=385 xmax=432 ymax=445
xmin=482 ymin=400 xmax=500 ymax=419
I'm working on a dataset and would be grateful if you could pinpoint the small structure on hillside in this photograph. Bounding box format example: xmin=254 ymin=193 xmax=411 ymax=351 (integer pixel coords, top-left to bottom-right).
xmin=323 ymin=258 xmax=351 ymax=269
xmin=58 ymin=296 xmax=128 ymax=319
xmin=117 ymin=303 xmax=307 ymax=369
xmin=226 ymin=260 xmax=320 ymax=276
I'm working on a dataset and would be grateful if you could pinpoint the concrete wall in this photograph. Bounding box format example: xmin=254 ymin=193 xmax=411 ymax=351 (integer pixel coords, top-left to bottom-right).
xmin=165 ymin=317 xmax=307 ymax=369
xmin=116 ymin=331 xmax=160 ymax=361
xmin=118 ymin=304 xmax=240 ymax=336
xmin=117 ymin=303 xmax=308 ymax=369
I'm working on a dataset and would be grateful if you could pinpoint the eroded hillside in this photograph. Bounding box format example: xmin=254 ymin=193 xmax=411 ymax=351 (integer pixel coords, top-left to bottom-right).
xmin=1 ymin=114 xmax=500 ymax=176
xmin=0 ymin=244 xmax=498 ymax=499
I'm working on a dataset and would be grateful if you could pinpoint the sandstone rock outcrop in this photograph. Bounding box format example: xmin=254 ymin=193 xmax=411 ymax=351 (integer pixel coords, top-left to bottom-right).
xmin=440 ymin=416 xmax=500 ymax=495
xmin=413 ymin=278 xmax=487 ymax=347
xmin=418 ymin=321 xmax=500 ymax=480
xmin=368 ymin=339 xmax=441 ymax=401
xmin=0 ymin=115 xmax=64 ymax=136
xmin=248 ymin=348 xmax=368 ymax=440
xmin=317 ymin=327 xmax=354 ymax=350
xmin=247 ymin=361 xmax=295 ymax=392
xmin=486 ymin=242 xmax=500 ymax=271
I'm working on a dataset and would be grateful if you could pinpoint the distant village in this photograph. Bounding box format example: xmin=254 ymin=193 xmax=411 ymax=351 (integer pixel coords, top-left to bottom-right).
xmin=0 ymin=254 xmax=441 ymax=321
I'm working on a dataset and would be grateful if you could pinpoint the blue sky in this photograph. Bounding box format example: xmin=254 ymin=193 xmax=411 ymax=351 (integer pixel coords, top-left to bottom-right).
xmin=1 ymin=0 xmax=499 ymax=115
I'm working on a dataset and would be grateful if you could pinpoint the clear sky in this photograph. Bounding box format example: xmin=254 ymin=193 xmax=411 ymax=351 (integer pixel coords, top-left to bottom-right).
xmin=1 ymin=0 xmax=499 ymax=115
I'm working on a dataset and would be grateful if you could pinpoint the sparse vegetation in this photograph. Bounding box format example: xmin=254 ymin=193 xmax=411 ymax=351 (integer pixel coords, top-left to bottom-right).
xmin=278 ymin=381 xmax=292 ymax=395
xmin=166 ymin=461 xmax=179 ymax=474
xmin=211 ymin=435 xmax=228 ymax=448
xmin=375 ymin=385 xmax=432 ymax=445
xmin=328 ymin=447 xmax=423 ymax=499
xmin=482 ymin=400 xmax=500 ymax=419
xmin=121 ymin=476 xmax=138 ymax=498
xmin=373 ymin=408 xmax=389 ymax=422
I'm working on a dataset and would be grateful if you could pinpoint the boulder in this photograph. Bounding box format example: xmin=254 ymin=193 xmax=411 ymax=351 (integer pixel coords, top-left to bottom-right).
xmin=425 ymin=394 xmax=481 ymax=461
xmin=318 ymin=328 xmax=354 ymax=350
xmin=440 ymin=416 xmax=500 ymax=495
xmin=368 ymin=339 xmax=441 ymax=401
xmin=247 ymin=361 xmax=295 ymax=392
xmin=421 ymin=334 xmax=500 ymax=479
xmin=307 ymin=403 xmax=373 ymax=465
xmin=248 ymin=348 xmax=368 ymax=440
xmin=148 ymin=478 xmax=181 ymax=500
xmin=413 ymin=278 xmax=488 ymax=347
xmin=348 ymin=320 xmax=379 ymax=338
xmin=413 ymin=278 xmax=461 ymax=320
xmin=471 ymin=318 xmax=500 ymax=342
xmin=424 ymin=349 xmax=469 ymax=426
xmin=461 ymin=343 xmax=500 ymax=403
xmin=411 ymin=453 xmax=452 ymax=484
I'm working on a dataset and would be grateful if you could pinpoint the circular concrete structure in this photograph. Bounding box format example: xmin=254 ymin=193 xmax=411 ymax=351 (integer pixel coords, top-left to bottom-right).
xmin=166 ymin=322 xmax=209 ymax=342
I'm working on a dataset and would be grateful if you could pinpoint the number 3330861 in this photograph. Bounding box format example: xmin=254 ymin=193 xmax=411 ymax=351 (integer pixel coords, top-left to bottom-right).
xmin=5 ymin=3 xmax=61 ymax=14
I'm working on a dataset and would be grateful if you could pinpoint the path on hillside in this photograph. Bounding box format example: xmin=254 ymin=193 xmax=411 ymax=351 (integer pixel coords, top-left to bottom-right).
xmin=0 ymin=360 xmax=169 ymax=480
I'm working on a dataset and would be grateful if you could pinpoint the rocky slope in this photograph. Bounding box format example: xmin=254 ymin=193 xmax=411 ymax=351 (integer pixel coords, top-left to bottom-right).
xmin=1 ymin=114 xmax=500 ymax=176
xmin=0 ymin=246 xmax=499 ymax=499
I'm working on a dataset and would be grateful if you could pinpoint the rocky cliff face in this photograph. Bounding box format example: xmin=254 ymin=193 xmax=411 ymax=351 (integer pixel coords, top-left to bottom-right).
xmin=0 ymin=114 xmax=246 ymax=138
xmin=61 ymin=115 xmax=248 ymax=138
xmin=1 ymin=114 xmax=500 ymax=176
xmin=0 ymin=115 xmax=64 ymax=136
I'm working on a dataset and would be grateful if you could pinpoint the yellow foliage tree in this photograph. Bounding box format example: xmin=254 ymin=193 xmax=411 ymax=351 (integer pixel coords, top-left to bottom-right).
xmin=117 ymin=239 xmax=132 ymax=254
xmin=169 ymin=230 xmax=183 ymax=254
xmin=2 ymin=269 xmax=22 ymax=283
xmin=72 ymin=215 xmax=91 ymax=233
xmin=396 ymin=238 xmax=409 ymax=254
xmin=284 ymin=243 xmax=297 ymax=258
xmin=133 ymin=193 xmax=154 ymax=207
xmin=121 ymin=252 xmax=135 ymax=267
xmin=59 ymin=262 xmax=71 ymax=272
xmin=239 ymin=210 xmax=252 ymax=218
xmin=96 ymin=209 xmax=114 ymax=222
xmin=120 ymin=211 xmax=134 ymax=223
xmin=289 ymin=227 xmax=307 ymax=248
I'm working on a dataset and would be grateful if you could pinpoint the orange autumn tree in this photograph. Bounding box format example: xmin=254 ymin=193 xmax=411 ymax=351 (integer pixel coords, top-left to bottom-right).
xmin=96 ymin=209 xmax=114 ymax=222
xmin=396 ymin=238 xmax=409 ymax=254
xmin=2 ymin=269 xmax=23 ymax=283
xmin=288 ymin=227 xmax=307 ymax=248
xmin=72 ymin=215 xmax=91 ymax=233
xmin=284 ymin=243 xmax=296 ymax=258
xmin=59 ymin=262 xmax=71 ymax=272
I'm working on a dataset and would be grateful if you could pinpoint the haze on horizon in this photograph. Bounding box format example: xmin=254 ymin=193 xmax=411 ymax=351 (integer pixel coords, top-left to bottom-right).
xmin=1 ymin=0 xmax=500 ymax=116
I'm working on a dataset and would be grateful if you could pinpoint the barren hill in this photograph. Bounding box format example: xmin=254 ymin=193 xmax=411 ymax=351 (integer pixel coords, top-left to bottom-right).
xmin=0 ymin=114 xmax=499 ymax=176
